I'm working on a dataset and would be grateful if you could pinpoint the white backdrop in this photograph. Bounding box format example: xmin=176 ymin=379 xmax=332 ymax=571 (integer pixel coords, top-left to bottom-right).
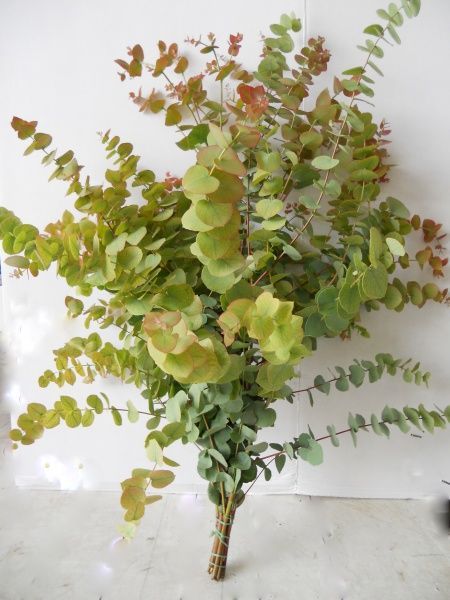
xmin=0 ymin=0 xmax=449 ymax=498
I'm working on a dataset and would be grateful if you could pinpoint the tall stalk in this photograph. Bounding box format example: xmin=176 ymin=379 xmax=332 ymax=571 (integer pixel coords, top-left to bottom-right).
xmin=208 ymin=495 xmax=236 ymax=580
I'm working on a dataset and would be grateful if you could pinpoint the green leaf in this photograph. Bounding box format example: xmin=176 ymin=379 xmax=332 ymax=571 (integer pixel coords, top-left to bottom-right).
xmin=126 ymin=400 xmax=139 ymax=423
xmin=311 ymin=156 xmax=339 ymax=170
xmin=362 ymin=265 xmax=388 ymax=299
xmin=65 ymin=296 xmax=84 ymax=318
xmin=284 ymin=150 xmax=298 ymax=165
xmin=443 ymin=406 xmax=450 ymax=423
xmin=117 ymin=246 xmax=143 ymax=270
xmin=299 ymin=130 xmax=323 ymax=149
xmin=371 ymin=414 xmax=390 ymax=437
xmin=314 ymin=374 xmax=331 ymax=394
xmin=201 ymin=265 xmax=235 ymax=294
xmin=350 ymin=168 xmax=377 ymax=182
xmin=42 ymin=410 xmax=60 ymax=429
xmin=402 ymin=369 xmax=413 ymax=383
xmin=368 ymin=60 xmax=384 ymax=76
xmin=195 ymin=200 xmax=233 ymax=227
xmin=300 ymin=195 xmax=319 ymax=210
xmin=349 ymin=364 xmax=365 ymax=387
xmin=255 ymin=404 xmax=276 ymax=427
xmin=27 ymin=402 xmax=46 ymax=419
xmin=335 ymin=367 xmax=350 ymax=392
xmin=4 ymin=255 xmax=30 ymax=269
xmin=182 ymin=165 xmax=219 ymax=195
xmin=198 ymin=450 xmax=213 ymax=471
xmin=386 ymin=196 xmax=410 ymax=219
xmin=394 ymin=411 xmax=410 ymax=433
xmin=261 ymin=215 xmax=285 ymax=231
xmin=241 ymin=425 xmax=257 ymax=442
xmin=305 ymin=313 xmax=327 ymax=338
xmin=382 ymin=406 xmax=397 ymax=424
xmin=162 ymin=421 xmax=185 ymax=442
xmin=386 ymin=237 xmax=405 ymax=257
xmin=216 ymin=472 xmax=235 ymax=494
xmin=387 ymin=23 xmax=401 ymax=44
xmin=403 ymin=407 xmax=422 ymax=430
xmin=163 ymin=456 xmax=180 ymax=468
xmin=208 ymin=123 xmax=230 ymax=149
xmin=364 ymin=24 xmax=384 ymax=36
xmin=87 ymin=394 xmax=103 ymax=414
xmin=165 ymin=104 xmax=182 ymax=126
xmin=418 ymin=404 xmax=434 ymax=433
xmin=146 ymin=439 xmax=163 ymax=465
xmin=255 ymin=198 xmax=283 ymax=220
xmin=275 ymin=453 xmax=286 ymax=473
xmin=157 ymin=284 xmax=194 ymax=310
xmin=60 ymin=395 xmax=77 ymax=411
xmin=257 ymin=363 xmax=295 ymax=393
xmin=316 ymin=287 xmax=338 ymax=314
xmin=208 ymin=448 xmax=228 ymax=468
xmin=165 ymin=395 xmax=182 ymax=423
xmin=369 ymin=227 xmax=383 ymax=265
xmin=338 ymin=283 xmax=360 ymax=314
xmin=326 ymin=424 xmax=340 ymax=447
xmin=384 ymin=284 xmax=403 ymax=310
xmin=9 ymin=428 xmax=23 ymax=441
xmin=34 ymin=133 xmax=52 ymax=150
xmin=176 ymin=124 xmax=209 ymax=150
xmin=282 ymin=244 xmax=302 ymax=261
xmin=125 ymin=295 xmax=154 ymax=316
xmin=111 ymin=407 xmax=123 ymax=426
xmin=65 ymin=408 xmax=82 ymax=428
xmin=127 ymin=226 xmax=147 ymax=245
xmin=292 ymin=163 xmax=320 ymax=188
xmin=148 ymin=469 xmax=175 ymax=488
xmin=297 ymin=434 xmax=323 ymax=466
xmin=81 ymin=409 xmax=95 ymax=427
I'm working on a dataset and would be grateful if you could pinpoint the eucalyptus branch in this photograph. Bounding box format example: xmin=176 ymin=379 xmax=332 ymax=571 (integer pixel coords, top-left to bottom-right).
xmin=253 ymin=6 xmax=408 ymax=287
xmin=258 ymin=415 xmax=415 ymax=465
xmin=5 ymin=2 xmax=437 ymax=584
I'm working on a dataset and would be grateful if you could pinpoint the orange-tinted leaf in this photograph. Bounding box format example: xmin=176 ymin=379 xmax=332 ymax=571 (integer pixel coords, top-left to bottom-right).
xmin=165 ymin=104 xmax=182 ymax=126
xmin=174 ymin=56 xmax=188 ymax=74
xmin=168 ymin=43 xmax=178 ymax=58
xmin=422 ymin=219 xmax=442 ymax=243
xmin=207 ymin=170 xmax=245 ymax=204
xmin=129 ymin=59 xmax=142 ymax=77
xmin=34 ymin=133 xmax=52 ymax=150
xmin=216 ymin=61 xmax=235 ymax=81
xmin=131 ymin=44 xmax=144 ymax=62
xmin=197 ymin=145 xmax=246 ymax=177
xmin=11 ymin=116 xmax=37 ymax=139
xmin=230 ymin=123 xmax=260 ymax=148
xmin=153 ymin=55 xmax=171 ymax=76
xmin=237 ymin=84 xmax=269 ymax=120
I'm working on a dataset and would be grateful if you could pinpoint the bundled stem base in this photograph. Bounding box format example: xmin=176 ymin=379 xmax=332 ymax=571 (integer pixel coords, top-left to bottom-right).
xmin=208 ymin=504 xmax=236 ymax=581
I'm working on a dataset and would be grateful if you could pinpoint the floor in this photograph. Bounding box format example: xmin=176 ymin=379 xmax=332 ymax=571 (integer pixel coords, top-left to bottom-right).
xmin=0 ymin=413 xmax=449 ymax=600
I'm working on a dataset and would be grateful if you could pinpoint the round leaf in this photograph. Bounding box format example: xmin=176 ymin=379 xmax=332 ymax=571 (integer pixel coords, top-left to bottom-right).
xmin=182 ymin=165 xmax=219 ymax=195
xmin=118 ymin=246 xmax=143 ymax=270
xmin=311 ymin=156 xmax=339 ymax=170
xmin=386 ymin=237 xmax=405 ymax=257
xmin=195 ymin=200 xmax=234 ymax=227
xmin=362 ymin=265 xmax=388 ymax=299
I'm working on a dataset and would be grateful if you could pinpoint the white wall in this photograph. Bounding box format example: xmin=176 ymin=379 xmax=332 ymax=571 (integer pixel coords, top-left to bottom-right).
xmin=0 ymin=0 xmax=449 ymax=498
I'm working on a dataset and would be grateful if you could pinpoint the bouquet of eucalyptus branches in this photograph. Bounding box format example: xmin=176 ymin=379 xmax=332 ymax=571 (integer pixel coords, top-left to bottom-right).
xmin=3 ymin=0 xmax=449 ymax=580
